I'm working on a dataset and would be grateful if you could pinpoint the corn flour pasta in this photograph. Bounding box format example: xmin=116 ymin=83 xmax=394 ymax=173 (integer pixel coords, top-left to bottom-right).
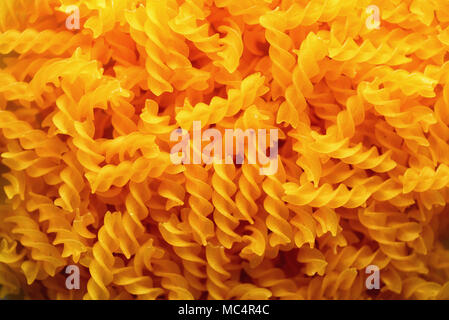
xmin=1 ymin=0 xmax=449 ymax=300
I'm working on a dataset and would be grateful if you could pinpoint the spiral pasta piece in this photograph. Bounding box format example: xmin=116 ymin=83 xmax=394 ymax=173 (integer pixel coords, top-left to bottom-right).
xmin=2 ymin=0 xmax=449 ymax=301
xmin=0 ymin=29 xmax=91 ymax=55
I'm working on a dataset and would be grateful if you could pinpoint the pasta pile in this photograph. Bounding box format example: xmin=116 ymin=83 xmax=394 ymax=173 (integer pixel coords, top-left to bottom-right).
xmin=2 ymin=0 xmax=449 ymax=300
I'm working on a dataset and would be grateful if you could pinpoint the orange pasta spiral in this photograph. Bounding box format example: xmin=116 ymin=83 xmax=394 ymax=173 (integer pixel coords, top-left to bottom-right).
xmin=3 ymin=0 xmax=449 ymax=301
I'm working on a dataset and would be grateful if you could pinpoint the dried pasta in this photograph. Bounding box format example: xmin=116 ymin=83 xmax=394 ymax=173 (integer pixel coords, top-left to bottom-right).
xmin=1 ymin=0 xmax=449 ymax=300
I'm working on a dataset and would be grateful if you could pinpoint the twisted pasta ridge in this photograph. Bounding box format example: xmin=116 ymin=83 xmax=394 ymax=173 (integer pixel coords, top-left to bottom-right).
xmin=401 ymin=165 xmax=449 ymax=194
xmin=104 ymin=211 xmax=142 ymax=259
xmin=26 ymin=192 xmax=87 ymax=263
xmin=428 ymin=82 xmax=449 ymax=165
xmin=305 ymin=269 xmax=364 ymax=299
xmin=175 ymin=72 xmax=268 ymax=130
xmin=232 ymin=104 xmax=272 ymax=224
xmin=0 ymin=213 xmax=28 ymax=296
xmin=113 ymin=266 xmax=164 ymax=299
xmin=84 ymin=217 xmax=117 ymax=300
xmin=124 ymin=181 xmax=152 ymax=233
xmin=288 ymin=205 xmax=317 ymax=249
xmin=70 ymin=121 xmax=105 ymax=173
xmin=402 ymin=277 xmax=443 ymax=300
xmin=289 ymin=128 xmax=323 ymax=187
xmin=235 ymin=163 xmax=264 ymax=224
xmin=280 ymin=0 xmax=358 ymax=27
xmin=0 ymin=238 xmax=26 ymax=266
xmin=0 ymin=71 xmax=34 ymax=104
xmin=3 ymin=0 xmax=449 ymax=301
xmin=328 ymin=32 xmax=412 ymax=65
xmin=109 ymin=99 xmax=138 ymax=136
xmin=344 ymin=175 xmax=414 ymax=206
xmin=85 ymin=153 xmax=175 ymax=193
xmin=316 ymin=80 xmax=366 ymax=140
xmin=157 ymin=175 xmax=185 ymax=211
xmin=225 ymin=282 xmax=272 ymax=299
xmin=325 ymin=245 xmax=389 ymax=273
xmin=184 ymin=165 xmax=215 ymax=245
xmin=297 ymin=246 xmax=328 ymax=276
xmin=381 ymin=0 xmax=436 ymax=27
xmin=214 ymin=18 xmax=243 ymax=73
xmin=205 ymin=243 xmax=232 ymax=300
xmin=100 ymin=133 xmax=158 ymax=163
xmin=82 ymin=0 xmax=136 ymax=39
xmin=263 ymin=160 xmax=294 ymax=248
xmin=214 ymin=0 xmax=271 ymax=24
xmin=5 ymin=207 xmax=66 ymax=281
xmin=86 ymin=203 xmax=155 ymax=299
xmin=138 ymin=99 xmax=177 ymax=138
xmin=2 ymin=169 xmax=25 ymax=210
xmin=359 ymin=81 xmax=437 ymax=148
xmin=0 ymin=110 xmax=67 ymax=157
xmin=158 ymin=214 xmax=198 ymax=249
xmin=30 ymin=52 xmax=103 ymax=108
xmin=282 ymin=177 xmax=402 ymax=209
xmin=132 ymin=237 xmax=164 ymax=277
xmin=75 ymin=77 xmax=131 ymax=122
xmin=364 ymin=29 xmax=446 ymax=64
xmin=244 ymin=261 xmax=301 ymax=299
xmin=277 ymin=32 xmax=328 ymax=128
xmin=259 ymin=6 xmax=296 ymax=100
xmin=357 ymin=205 xmax=429 ymax=274
xmin=289 ymin=125 xmax=397 ymax=187
xmin=54 ymin=152 xmax=84 ymax=212
xmin=0 ymin=0 xmax=58 ymax=31
xmin=212 ymin=163 xmax=241 ymax=249
xmin=168 ymin=0 xmax=221 ymax=56
xmin=158 ymin=213 xmax=207 ymax=293
xmin=239 ymin=216 xmax=268 ymax=267
xmin=0 ymin=29 xmax=91 ymax=55
xmin=2 ymin=57 xmax=56 ymax=93
xmin=103 ymin=31 xmax=138 ymax=68
xmin=125 ymin=0 xmax=198 ymax=95
xmin=305 ymin=134 xmax=397 ymax=173
xmin=307 ymin=161 xmax=354 ymax=190
xmin=260 ymin=0 xmax=359 ymax=97
xmin=151 ymin=257 xmax=195 ymax=299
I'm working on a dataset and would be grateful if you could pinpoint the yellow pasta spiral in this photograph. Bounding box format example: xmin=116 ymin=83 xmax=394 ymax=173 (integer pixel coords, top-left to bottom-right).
xmin=2 ymin=0 xmax=449 ymax=301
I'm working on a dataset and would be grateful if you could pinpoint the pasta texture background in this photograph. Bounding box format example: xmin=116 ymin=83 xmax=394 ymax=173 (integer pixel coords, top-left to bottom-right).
xmin=1 ymin=0 xmax=449 ymax=300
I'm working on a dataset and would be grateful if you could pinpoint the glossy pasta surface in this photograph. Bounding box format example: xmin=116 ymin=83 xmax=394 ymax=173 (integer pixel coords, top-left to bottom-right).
xmin=1 ymin=0 xmax=449 ymax=300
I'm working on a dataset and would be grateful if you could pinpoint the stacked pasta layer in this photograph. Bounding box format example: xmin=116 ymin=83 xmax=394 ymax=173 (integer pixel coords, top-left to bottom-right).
xmin=1 ymin=0 xmax=449 ymax=300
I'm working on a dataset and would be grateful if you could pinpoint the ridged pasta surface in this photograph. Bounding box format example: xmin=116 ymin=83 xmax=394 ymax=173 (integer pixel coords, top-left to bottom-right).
xmin=1 ymin=0 xmax=449 ymax=300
